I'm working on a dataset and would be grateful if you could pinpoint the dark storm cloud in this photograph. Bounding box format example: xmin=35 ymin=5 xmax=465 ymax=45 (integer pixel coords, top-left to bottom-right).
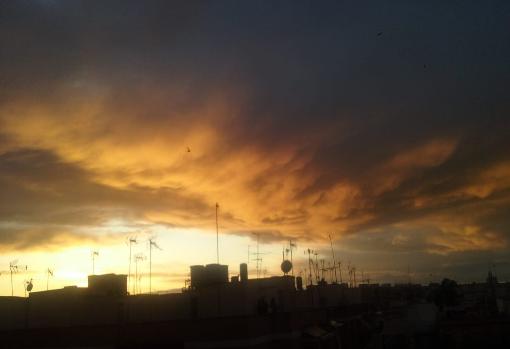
xmin=1 ymin=0 xmax=510 ymax=280
xmin=332 ymin=130 xmax=510 ymax=236
xmin=0 ymin=147 xmax=213 ymax=250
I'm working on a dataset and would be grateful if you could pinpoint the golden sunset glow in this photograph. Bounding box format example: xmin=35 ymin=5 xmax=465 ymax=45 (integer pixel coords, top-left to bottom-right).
xmin=1 ymin=1 xmax=509 ymax=296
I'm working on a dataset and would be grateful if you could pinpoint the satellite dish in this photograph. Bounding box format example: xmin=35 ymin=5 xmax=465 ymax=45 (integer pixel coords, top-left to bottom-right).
xmin=281 ymin=260 xmax=292 ymax=274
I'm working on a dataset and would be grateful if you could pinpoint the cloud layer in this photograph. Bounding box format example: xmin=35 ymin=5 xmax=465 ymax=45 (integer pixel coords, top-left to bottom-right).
xmin=1 ymin=1 xmax=509 ymax=280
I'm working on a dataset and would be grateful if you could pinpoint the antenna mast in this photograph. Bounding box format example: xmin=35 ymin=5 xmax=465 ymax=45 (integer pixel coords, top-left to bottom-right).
xmin=149 ymin=240 xmax=152 ymax=294
xmin=216 ymin=203 xmax=220 ymax=264
xmin=250 ymin=233 xmax=269 ymax=279
xmin=306 ymin=249 xmax=313 ymax=286
xmin=9 ymin=261 xmax=27 ymax=296
xmin=135 ymin=254 xmax=145 ymax=295
xmin=347 ymin=262 xmax=352 ymax=287
xmin=314 ymin=251 xmax=320 ymax=283
xmin=92 ymin=251 xmax=99 ymax=275
xmin=128 ymin=238 xmax=137 ymax=295
xmin=47 ymin=268 xmax=54 ymax=291
xmin=149 ymin=238 xmax=161 ymax=294
xmin=255 ymin=233 xmax=260 ymax=278
xmin=9 ymin=261 xmax=17 ymax=296
xmin=328 ymin=233 xmax=338 ymax=283
xmin=289 ymin=239 xmax=296 ymax=276
xmin=9 ymin=261 xmax=15 ymax=296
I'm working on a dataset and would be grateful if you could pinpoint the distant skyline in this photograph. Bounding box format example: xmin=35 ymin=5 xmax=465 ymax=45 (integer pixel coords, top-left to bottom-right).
xmin=1 ymin=0 xmax=509 ymax=295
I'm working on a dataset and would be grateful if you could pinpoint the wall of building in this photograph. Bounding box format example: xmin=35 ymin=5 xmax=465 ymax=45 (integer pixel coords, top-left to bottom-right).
xmin=0 ymin=297 xmax=26 ymax=330
xmin=0 ymin=275 xmax=386 ymax=331
xmin=27 ymin=295 xmax=121 ymax=328
xmin=126 ymin=293 xmax=191 ymax=322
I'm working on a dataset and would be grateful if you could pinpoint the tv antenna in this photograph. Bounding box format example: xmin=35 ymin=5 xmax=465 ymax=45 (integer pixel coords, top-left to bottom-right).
xmin=347 ymin=262 xmax=353 ymax=287
xmin=250 ymin=233 xmax=270 ymax=278
xmin=288 ymin=239 xmax=297 ymax=276
xmin=252 ymin=233 xmax=262 ymax=278
xmin=148 ymin=238 xmax=162 ymax=294
xmin=320 ymin=259 xmax=327 ymax=281
xmin=305 ymin=249 xmax=314 ymax=286
xmin=361 ymin=271 xmax=370 ymax=284
xmin=134 ymin=253 xmax=146 ymax=295
xmin=215 ymin=202 xmax=220 ymax=264
xmin=91 ymin=251 xmax=99 ymax=275
xmin=127 ymin=237 xmax=138 ymax=295
xmin=47 ymin=268 xmax=54 ymax=291
xmin=9 ymin=260 xmax=27 ymax=296
xmin=328 ymin=233 xmax=338 ymax=283
xmin=313 ymin=251 xmax=320 ymax=283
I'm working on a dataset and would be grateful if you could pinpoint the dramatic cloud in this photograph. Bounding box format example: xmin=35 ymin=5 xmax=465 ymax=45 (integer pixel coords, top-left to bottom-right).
xmin=1 ymin=0 xmax=509 ymax=282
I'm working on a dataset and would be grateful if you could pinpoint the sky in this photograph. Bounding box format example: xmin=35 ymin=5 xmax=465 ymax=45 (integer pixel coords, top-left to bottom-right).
xmin=1 ymin=0 xmax=510 ymax=296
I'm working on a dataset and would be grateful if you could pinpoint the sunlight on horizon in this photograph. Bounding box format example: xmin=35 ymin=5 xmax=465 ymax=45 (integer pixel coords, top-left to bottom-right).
xmin=0 ymin=226 xmax=322 ymax=297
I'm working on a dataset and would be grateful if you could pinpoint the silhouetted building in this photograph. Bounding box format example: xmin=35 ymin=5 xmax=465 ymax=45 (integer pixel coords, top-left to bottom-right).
xmin=88 ymin=273 xmax=127 ymax=296
xmin=190 ymin=263 xmax=229 ymax=289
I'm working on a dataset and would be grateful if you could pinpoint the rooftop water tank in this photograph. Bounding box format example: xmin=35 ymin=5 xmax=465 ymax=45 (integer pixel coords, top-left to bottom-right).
xmin=190 ymin=265 xmax=206 ymax=289
xmin=240 ymin=263 xmax=248 ymax=282
xmin=205 ymin=264 xmax=229 ymax=285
